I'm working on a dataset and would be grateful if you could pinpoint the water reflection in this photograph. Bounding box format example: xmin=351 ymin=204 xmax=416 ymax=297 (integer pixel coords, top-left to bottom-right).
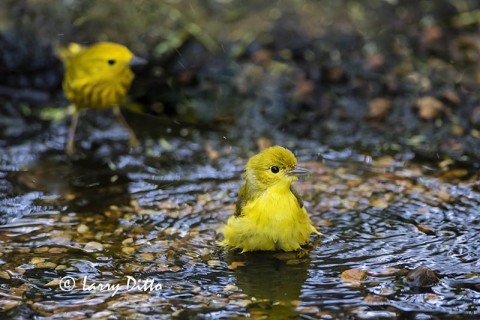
xmin=226 ymin=251 xmax=310 ymax=318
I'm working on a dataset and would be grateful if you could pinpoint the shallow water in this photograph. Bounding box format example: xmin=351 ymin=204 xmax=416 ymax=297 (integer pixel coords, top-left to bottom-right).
xmin=0 ymin=112 xmax=479 ymax=319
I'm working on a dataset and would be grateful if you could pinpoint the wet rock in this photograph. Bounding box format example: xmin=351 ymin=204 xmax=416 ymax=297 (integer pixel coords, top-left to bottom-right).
xmin=406 ymin=266 xmax=438 ymax=287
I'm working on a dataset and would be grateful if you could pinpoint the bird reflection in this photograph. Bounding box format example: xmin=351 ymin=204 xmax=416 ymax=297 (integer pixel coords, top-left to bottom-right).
xmin=226 ymin=251 xmax=311 ymax=318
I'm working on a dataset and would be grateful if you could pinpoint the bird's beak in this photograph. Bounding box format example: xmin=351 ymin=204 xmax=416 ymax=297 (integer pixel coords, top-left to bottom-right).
xmin=129 ymin=56 xmax=148 ymax=67
xmin=288 ymin=167 xmax=309 ymax=176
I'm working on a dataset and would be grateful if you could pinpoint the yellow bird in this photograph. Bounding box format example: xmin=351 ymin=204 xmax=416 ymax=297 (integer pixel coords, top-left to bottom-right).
xmin=221 ymin=146 xmax=320 ymax=252
xmin=57 ymin=42 xmax=146 ymax=156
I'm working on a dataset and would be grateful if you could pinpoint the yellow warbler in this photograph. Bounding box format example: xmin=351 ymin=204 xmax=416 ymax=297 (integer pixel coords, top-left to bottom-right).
xmin=57 ymin=42 xmax=146 ymax=156
xmin=221 ymin=146 xmax=320 ymax=252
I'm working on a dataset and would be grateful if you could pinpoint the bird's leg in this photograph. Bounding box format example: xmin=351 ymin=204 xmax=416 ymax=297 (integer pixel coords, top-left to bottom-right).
xmin=113 ymin=107 xmax=139 ymax=148
xmin=66 ymin=111 xmax=80 ymax=157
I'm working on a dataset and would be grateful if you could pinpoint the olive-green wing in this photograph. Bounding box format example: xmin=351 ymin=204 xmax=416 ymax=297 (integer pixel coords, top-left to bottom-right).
xmin=290 ymin=185 xmax=304 ymax=208
xmin=235 ymin=184 xmax=247 ymax=216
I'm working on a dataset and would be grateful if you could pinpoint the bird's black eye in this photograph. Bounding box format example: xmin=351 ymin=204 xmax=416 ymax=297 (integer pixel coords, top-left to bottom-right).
xmin=107 ymin=59 xmax=116 ymax=65
xmin=271 ymin=166 xmax=279 ymax=174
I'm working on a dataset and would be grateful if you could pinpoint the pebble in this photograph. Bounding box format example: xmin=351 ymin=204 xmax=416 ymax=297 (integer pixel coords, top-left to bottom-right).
xmin=84 ymin=241 xmax=104 ymax=251
xmin=77 ymin=224 xmax=89 ymax=234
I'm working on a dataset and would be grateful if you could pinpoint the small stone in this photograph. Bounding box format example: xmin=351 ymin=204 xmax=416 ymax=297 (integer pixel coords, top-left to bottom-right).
xmin=122 ymin=246 xmax=135 ymax=255
xmin=35 ymin=262 xmax=57 ymax=269
xmin=207 ymin=260 xmax=222 ymax=267
xmin=34 ymin=247 xmax=49 ymax=253
xmin=140 ymin=253 xmax=154 ymax=261
xmin=223 ymin=284 xmax=239 ymax=292
xmin=122 ymin=238 xmax=134 ymax=245
xmin=84 ymin=241 xmax=103 ymax=251
xmin=406 ymin=266 xmax=438 ymax=287
xmin=169 ymin=266 xmax=181 ymax=272
xmin=0 ymin=271 xmax=11 ymax=280
xmin=30 ymin=257 xmax=45 ymax=265
xmin=296 ymin=306 xmax=320 ymax=314
xmin=77 ymin=224 xmax=89 ymax=234
xmin=230 ymin=299 xmax=251 ymax=307
xmin=48 ymin=247 xmax=67 ymax=254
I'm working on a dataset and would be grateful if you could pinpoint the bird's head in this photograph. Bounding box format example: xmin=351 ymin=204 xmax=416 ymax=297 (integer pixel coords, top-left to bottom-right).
xmin=245 ymin=146 xmax=308 ymax=192
xmin=75 ymin=42 xmax=146 ymax=80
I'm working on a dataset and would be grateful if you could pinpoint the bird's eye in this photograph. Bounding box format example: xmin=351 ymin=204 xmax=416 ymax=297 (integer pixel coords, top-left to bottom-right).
xmin=107 ymin=59 xmax=116 ymax=65
xmin=271 ymin=166 xmax=279 ymax=174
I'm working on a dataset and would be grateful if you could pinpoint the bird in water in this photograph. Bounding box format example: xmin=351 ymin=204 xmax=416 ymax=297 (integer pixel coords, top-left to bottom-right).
xmin=57 ymin=42 xmax=146 ymax=156
xmin=221 ymin=146 xmax=320 ymax=252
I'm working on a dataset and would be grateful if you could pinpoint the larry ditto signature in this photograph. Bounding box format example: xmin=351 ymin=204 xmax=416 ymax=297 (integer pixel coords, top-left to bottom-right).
xmin=59 ymin=276 xmax=163 ymax=297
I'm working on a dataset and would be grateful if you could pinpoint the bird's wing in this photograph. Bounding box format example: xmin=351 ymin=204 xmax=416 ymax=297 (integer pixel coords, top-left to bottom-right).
xmin=235 ymin=184 xmax=247 ymax=217
xmin=290 ymin=184 xmax=304 ymax=208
